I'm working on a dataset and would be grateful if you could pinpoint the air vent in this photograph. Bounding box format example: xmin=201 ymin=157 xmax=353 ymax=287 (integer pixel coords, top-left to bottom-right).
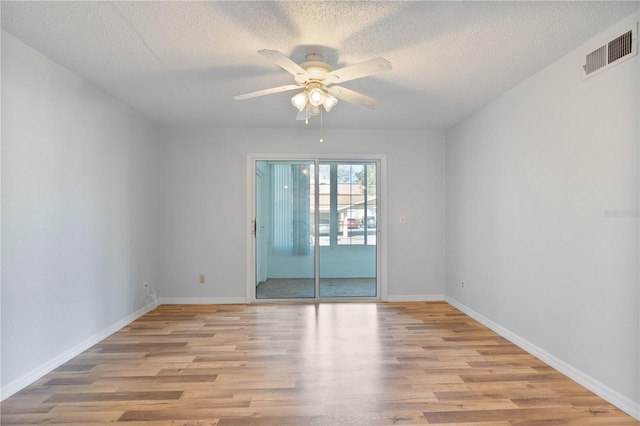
xmin=583 ymin=25 xmax=637 ymax=79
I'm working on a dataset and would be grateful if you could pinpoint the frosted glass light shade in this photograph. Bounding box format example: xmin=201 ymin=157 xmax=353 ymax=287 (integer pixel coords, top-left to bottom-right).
xmin=291 ymin=91 xmax=308 ymax=111
xmin=323 ymin=94 xmax=337 ymax=112
xmin=308 ymin=87 xmax=326 ymax=106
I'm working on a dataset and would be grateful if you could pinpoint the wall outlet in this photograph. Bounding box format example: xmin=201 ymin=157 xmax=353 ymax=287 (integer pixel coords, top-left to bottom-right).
xmin=199 ymin=274 xmax=206 ymax=284
xmin=461 ymin=280 xmax=465 ymax=289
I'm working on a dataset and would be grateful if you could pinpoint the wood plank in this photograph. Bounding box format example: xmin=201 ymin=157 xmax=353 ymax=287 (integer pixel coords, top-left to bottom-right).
xmin=44 ymin=391 xmax=183 ymax=403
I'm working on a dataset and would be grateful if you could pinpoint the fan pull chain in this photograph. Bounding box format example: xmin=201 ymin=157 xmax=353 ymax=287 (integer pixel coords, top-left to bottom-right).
xmin=319 ymin=107 xmax=324 ymax=143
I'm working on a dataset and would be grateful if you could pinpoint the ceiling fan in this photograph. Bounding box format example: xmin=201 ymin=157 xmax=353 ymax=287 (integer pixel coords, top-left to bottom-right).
xmin=234 ymin=49 xmax=391 ymax=121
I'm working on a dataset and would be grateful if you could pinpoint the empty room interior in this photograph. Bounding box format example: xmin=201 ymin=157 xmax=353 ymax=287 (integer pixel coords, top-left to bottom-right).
xmin=1 ymin=1 xmax=639 ymax=424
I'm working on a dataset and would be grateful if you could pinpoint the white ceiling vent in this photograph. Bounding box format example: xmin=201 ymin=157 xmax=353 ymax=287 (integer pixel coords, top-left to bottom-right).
xmin=583 ymin=24 xmax=637 ymax=79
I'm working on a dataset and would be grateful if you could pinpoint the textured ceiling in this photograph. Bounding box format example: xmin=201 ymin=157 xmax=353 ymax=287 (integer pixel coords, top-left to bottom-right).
xmin=2 ymin=1 xmax=639 ymax=130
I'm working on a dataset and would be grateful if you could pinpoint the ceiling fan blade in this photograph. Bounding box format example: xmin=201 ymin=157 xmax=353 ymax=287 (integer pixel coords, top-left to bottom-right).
xmin=324 ymin=57 xmax=391 ymax=86
xmin=326 ymin=86 xmax=381 ymax=109
xmin=258 ymin=49 xmax=310 ymax=83
xmin=234 ymin=84 xmax=301 ymax=101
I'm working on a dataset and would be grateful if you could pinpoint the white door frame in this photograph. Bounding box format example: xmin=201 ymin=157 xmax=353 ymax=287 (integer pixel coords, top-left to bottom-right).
xmin=246 ymin=153 xmax=388 ymax=303
xmin=255 ymin=167 xmax=267 ymax=285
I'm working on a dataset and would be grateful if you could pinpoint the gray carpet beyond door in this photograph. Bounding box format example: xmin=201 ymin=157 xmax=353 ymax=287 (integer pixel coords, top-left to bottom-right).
xmin=256 ymin=278 xmax=376 ymax=299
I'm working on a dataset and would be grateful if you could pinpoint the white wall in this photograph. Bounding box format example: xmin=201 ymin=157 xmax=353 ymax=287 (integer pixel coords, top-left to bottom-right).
xmin=1 ymin=33 xmax=160 ymax=396
xmin=159 ymin=127 xmax=445 ymax=301
xmin=445 ymin=14 xmax=639 ymax=417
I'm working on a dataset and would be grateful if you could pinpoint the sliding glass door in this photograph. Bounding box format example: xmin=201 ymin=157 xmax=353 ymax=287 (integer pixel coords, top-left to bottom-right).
xmin=254 ymin=159 xmax=378 ymax=301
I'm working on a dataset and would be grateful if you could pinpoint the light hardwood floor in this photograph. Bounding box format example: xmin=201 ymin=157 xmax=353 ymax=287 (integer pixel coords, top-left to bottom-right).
xmin=2 ymin=302 xmax=637 ymax=425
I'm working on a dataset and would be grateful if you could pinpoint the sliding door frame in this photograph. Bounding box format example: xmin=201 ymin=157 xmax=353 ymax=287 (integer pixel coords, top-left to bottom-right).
xmin=246 ymin=153 xmax=388 ymax=303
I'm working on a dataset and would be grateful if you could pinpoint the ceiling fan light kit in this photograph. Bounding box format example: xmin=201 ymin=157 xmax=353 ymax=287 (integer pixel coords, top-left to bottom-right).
xmin=234 ymin=50 xmax=391 ymax=121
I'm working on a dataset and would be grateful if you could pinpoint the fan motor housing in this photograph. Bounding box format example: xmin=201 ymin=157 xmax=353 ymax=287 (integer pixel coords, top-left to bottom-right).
xmin=301 ymin=57 xmax=332 ymax=80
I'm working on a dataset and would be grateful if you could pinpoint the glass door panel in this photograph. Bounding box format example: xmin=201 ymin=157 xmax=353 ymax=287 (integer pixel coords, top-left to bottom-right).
xmin=319 ymin=161 xmax=377 ymax=298
xmin=255 ymin=161 xmax=315 ymax=299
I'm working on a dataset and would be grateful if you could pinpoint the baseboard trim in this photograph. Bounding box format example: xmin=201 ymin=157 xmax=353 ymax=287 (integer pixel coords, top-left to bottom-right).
xmin=159 ymin=297 xmax=248 ymax=305
xmin=445 ymin=296 xmax=640 ymax=421
xmin=386 ymin=294 xmax=445 ymax=302
xmin=1 ymin=301 xmax=158 ymax=401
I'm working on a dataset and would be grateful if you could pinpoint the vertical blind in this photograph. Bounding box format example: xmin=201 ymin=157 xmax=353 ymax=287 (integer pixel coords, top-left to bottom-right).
xmin=271 ymin=163 xmax=310 ymax=255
